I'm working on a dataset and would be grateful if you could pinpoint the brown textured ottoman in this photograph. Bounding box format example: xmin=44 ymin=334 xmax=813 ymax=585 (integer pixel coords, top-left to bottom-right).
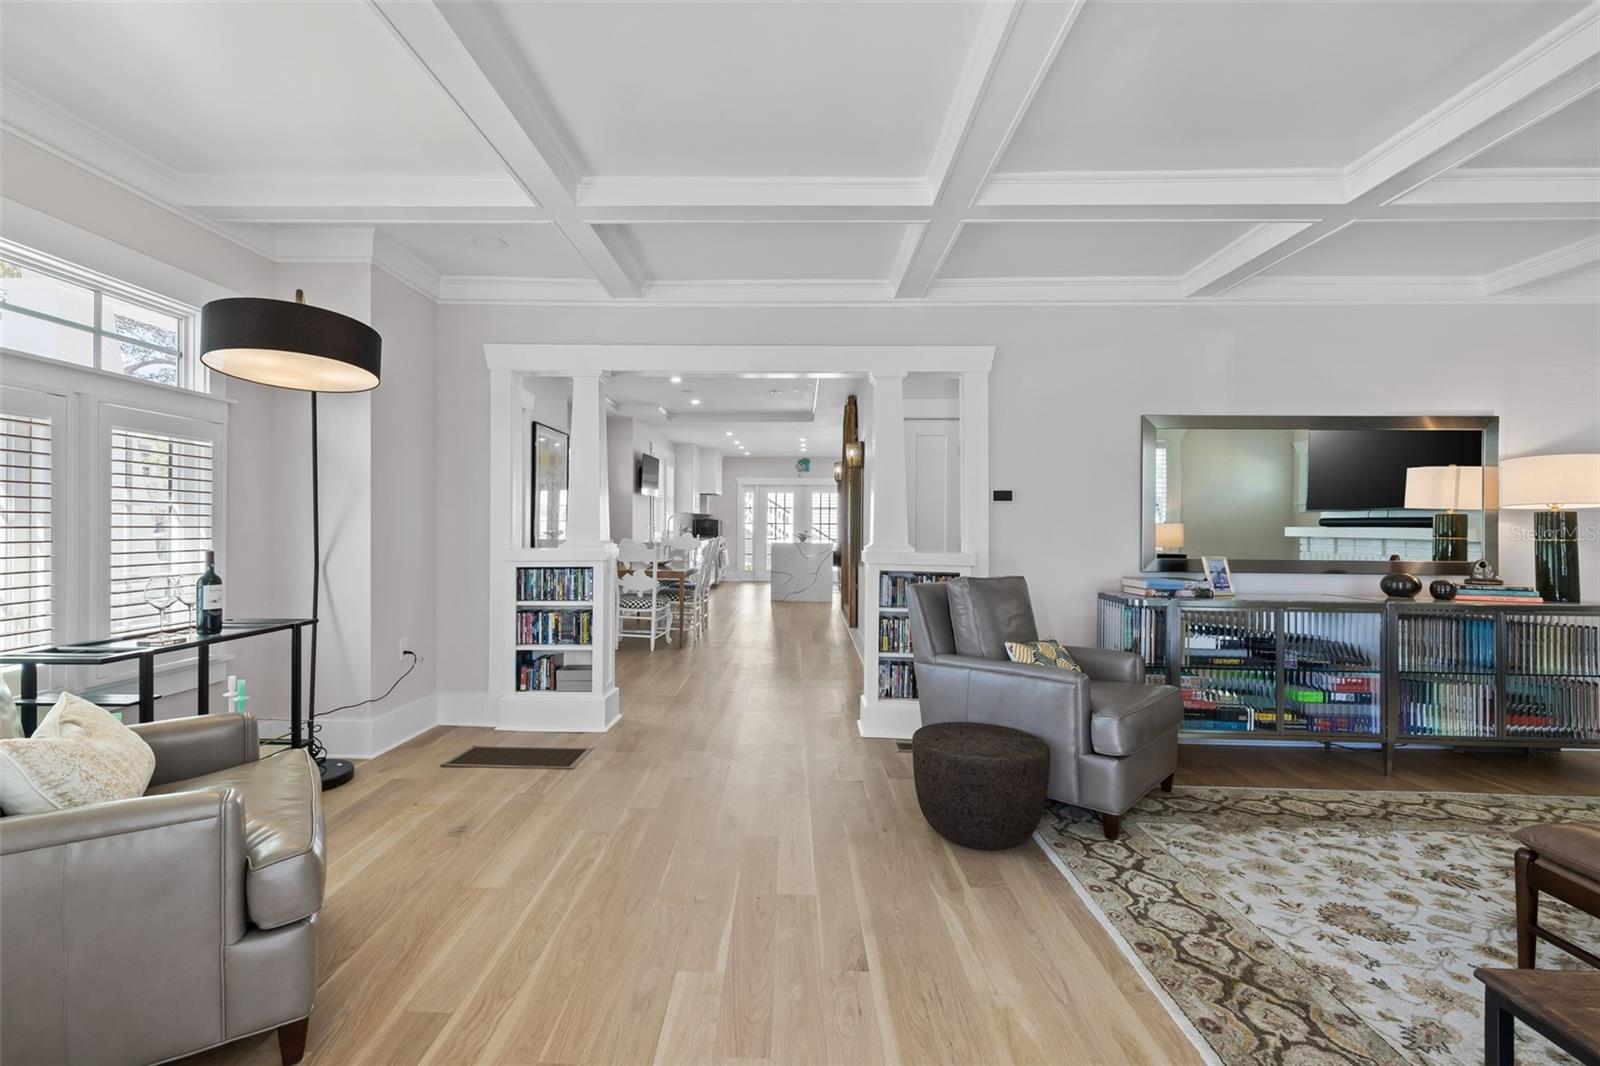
xmin=912 ymin=722 xmax=1050 ymax=850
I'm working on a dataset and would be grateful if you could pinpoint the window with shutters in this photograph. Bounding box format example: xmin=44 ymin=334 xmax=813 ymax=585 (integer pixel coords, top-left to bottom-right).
xmin=0 ymin=410 xmax=53 ymax=652
xmin=109 ymin=427 xmax=215 ymax=635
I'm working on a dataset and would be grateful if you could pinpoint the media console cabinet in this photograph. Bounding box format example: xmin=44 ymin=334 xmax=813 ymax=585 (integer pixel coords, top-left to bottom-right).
xmin=1097 ymin=593 xmax=1600 ymax=773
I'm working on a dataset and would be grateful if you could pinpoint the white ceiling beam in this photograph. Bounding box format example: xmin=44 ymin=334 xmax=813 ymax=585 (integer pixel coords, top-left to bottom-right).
xmin=894 ymin=0 xmax=1086 ymax=298
xmin=575 ymin=176 xmax=933 ymax=209
xmin=1394 ymin=167 xmax=1600 ymax=206
xmin=1482 ymin=235 xmax=1600 ymax=295
xmin=1190 ymin=56 xmax=1600 ymax=296
xmin=1180 ymin=222 xmax=1317 ymax=297
xmin=577 ymin=204 xmax=936 ymax=224
xmin=370 ymin=0 xmax=642 ymax=297
xmin=980 ymin=170 xmax=1345 ymax=207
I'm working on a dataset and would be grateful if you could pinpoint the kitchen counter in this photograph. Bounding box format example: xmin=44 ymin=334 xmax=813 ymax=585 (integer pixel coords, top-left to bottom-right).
xmin=771 ymin=541 xmax=835 ymax=602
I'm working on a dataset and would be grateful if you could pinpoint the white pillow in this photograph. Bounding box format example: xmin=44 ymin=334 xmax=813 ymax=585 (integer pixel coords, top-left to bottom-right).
xmin=0 ymin=693 xmax=156 ymax=815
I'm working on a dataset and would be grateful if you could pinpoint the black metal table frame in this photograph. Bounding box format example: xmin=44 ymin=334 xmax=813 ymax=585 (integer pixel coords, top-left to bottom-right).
xmin=2 ymin=618 xmax=316 ymax=744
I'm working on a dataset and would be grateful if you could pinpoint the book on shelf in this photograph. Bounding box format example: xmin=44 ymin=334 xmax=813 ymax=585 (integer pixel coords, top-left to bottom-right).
xmin=1453 ymin=595 xmax=1541 ymax=605
xmin=1119 ymin=584 xmax=1213 ymax=599
xmin=879 ymin=571 xmax=957 ymax=609
xmin=516 ymin=608 xmax=593 ymax=646
xmin=878 ymin=615 xmax=913 ymax=654
xmin=516 ymin=566 xmax=594 ymax=602
xmin=515 ymin=651 xmax=562 ymax=692
xmin=1123 ymin=575 xmax=1209 ymax=591
xmin=878 ymin=660 xmax=918 ymax=699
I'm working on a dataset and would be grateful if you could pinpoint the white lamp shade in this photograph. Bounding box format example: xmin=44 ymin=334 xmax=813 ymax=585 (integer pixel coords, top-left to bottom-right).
xmin=1500 ymin=453 xmax=1600 ymax=510
xmin=1155 ymin=522 xmax=1185 ymax=550
xmin=1404 ymin=466 xmax=1485 ymax=510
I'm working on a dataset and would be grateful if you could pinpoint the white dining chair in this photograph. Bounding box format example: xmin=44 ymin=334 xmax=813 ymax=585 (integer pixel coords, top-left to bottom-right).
xmin=617 ymin=541 xmax=673 ymax=651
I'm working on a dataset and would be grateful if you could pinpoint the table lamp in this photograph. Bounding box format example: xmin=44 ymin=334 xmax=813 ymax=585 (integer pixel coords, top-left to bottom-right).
xmin=1501 ymin=454 xmax=1600 ymax=603
xmin=1153 ymin=522 xmax=1186 ymax=572
xmin=1404 ymin=466 xmax=1484 ymax=562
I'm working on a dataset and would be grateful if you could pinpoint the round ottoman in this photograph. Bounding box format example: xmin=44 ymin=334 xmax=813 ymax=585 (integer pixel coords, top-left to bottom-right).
xmin=912 ymin=722 xmax=1049 ymax=850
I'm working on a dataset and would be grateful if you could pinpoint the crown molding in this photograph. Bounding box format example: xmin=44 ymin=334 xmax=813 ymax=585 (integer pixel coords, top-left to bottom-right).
xmin=980 ymin=169 xmax=1345 ymax=206
xmin=1481 ymin=235 xmax=1600 ymax=295
xmin=924 ymin=276 xmax=1181 ymax=302
xmin=372 ymin=231 xmax=443 ymax=300
xmin=437 ymin=275 xmax=610 ymax=304
xmin=640 ymin=279 xmax=898 ymax=303
xmin=1393 ymin=166 xmax=1600 ymax=205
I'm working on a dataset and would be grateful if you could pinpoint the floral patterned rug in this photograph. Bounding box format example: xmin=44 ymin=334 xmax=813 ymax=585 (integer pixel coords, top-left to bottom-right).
xmin=1035 ymin=787 xmax=1600 ymax=1066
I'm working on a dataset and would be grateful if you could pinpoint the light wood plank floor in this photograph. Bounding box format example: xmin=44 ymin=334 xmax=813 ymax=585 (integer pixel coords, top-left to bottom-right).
xmin=190 ymin=583 xmax=1600 ymax=1066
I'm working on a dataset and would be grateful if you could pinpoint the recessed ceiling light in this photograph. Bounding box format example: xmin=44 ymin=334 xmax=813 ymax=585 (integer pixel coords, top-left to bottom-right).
xmin=472 ymin=236 xmax=508 ymax=250
xmin=670 ymin=375 xmax=682 ymax=384
xmin=690 ymin=397 xmax=701 ymax=405
xmin=725 ymin=431 xmax=733 ymax=436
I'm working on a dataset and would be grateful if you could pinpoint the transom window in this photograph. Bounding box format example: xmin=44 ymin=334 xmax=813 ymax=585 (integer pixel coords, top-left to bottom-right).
xmin=0 ymin=245 xmax=200 ymax=391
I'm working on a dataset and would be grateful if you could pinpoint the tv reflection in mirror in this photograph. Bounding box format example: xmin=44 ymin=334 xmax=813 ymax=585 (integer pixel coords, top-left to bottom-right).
xmin=1142 ymin=416 xmax=1497 ymax=575
xmin=531 ymin=422 xmax=568 ymax=549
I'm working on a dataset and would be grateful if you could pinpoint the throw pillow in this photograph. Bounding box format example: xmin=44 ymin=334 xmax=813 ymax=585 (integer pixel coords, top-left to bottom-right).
xmin=1005 ymin=639 xmax=1084 ymax=673
xmin=0 ymin=693 xmax=156 ymax=815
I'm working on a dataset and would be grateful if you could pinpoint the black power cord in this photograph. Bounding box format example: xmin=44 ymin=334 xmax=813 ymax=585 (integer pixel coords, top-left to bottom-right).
xmin=263 ymin=650 xmax=420 ymax=747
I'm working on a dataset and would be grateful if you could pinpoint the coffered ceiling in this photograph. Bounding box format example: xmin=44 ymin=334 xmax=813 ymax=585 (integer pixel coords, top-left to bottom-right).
xmin=2 ymin=0 xmax=1596 ymax=305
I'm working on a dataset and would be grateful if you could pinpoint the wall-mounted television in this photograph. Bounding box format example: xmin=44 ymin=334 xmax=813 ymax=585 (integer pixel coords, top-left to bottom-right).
xmin=637 ymin=453 xmax=660 ymax=496
xmin=1306 ymin=428 xmax=1482 ymax=511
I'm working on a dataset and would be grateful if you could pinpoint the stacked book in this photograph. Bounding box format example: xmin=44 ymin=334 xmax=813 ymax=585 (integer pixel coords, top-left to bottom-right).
xmin=1121 ymin=575 xmax=1212 ymax=599
xmin=1451 ymin=583 xmax=1541 ymax=605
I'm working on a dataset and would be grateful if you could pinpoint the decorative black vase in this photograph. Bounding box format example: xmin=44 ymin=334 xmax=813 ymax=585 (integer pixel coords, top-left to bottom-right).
xmin=1534 ymin=509 xmax=1581 ymax=603
xmin=1431 ymin=511 xmax=1468 ymax=562
xmin=1429 ymin=579 xmax=1457 ymax=601
xmin=1380 ymin=555 xmax=1422 ymax=599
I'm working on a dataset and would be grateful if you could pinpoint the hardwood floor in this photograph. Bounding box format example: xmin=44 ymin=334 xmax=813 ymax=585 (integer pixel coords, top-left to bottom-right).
xmin=189 ymin=582 xmax=1600 ymax=1066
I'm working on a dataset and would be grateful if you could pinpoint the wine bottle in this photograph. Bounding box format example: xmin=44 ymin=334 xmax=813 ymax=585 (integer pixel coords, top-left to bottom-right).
xmin=196 ymin=550 xmax=223 ymax=635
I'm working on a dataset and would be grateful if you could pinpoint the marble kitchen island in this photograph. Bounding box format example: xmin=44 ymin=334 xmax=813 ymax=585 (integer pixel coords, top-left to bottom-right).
xmin=770 ymin=540 xmax=835 ymax=602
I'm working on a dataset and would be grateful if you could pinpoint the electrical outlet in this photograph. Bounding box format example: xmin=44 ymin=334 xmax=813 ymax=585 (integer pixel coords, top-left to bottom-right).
xmin=399 ymin=637 xmax=410 ymax=659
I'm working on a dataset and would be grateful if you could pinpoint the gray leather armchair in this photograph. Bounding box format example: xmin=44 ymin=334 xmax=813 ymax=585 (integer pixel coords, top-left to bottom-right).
xmin=0 ymin=714 xmax=324 ymax=1066
xmin=908 ymin=576 xmax=1182 ymax=839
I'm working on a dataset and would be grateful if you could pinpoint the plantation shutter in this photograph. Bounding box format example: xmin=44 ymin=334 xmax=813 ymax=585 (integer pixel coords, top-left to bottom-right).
xmin=109 ymin=426 xmax=214 ymax=635
xmin=0 ymin=411 xmax=52 ymax=651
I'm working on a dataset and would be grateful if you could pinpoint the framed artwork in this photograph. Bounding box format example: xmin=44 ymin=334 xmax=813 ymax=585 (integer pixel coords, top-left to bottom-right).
xmin=1202 ymin=556 xmax=1236 ymax=597
xmin=531 ymin=422 xmax=569 ymax=548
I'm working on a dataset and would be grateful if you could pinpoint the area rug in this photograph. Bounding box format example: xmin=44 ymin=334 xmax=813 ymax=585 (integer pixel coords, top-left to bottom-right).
xmin=1035 ymin=788 xmax=1600 ymax=1066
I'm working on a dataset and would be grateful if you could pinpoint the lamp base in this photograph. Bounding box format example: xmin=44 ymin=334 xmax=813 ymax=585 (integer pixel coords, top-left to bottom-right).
xmin=1431 ymin=511 xmax=1468 ymax=562
xmin=1152 ymin=553 xmax=1189 ymax=573
xmin=1534 ymin=509 xmax=1581 ymax=603
xmin=319 ymin=758 xmax=355 ymax=790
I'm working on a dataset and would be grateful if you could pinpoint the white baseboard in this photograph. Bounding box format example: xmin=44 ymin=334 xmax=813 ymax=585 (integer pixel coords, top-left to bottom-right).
xmin=315 ymin=692 xmax=439 ymax=760
xmin=496 ymin=686 xmax=621 ymax=732
xmin=857 ymin=695 xmax=921 ymax=740
xmin=437 ymin=689 xmax=493 ymax=727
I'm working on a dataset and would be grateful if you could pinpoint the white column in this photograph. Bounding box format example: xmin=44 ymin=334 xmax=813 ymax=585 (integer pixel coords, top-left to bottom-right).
xmin=567 ymin=370 xmax=609 ymax=546
xmin=959 ymin=370 xmax=991 ymax=575
xmin=865 ymin=370 xmax=912 ymax=555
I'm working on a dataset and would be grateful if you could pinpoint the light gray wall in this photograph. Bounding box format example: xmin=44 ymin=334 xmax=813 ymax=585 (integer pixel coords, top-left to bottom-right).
xmin=435 ymin=301 xmax=1600 ymax=690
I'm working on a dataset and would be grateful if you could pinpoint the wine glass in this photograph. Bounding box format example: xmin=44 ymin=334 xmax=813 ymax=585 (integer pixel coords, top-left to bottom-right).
xmin=142 ymin=575 xmax=180 ymax=644
xmin=173 ymin=581 xmax=195 ymax=636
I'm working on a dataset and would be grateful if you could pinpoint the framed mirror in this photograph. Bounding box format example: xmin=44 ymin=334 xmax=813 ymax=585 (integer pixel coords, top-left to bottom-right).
xmin=1141 ymin=415 xmax=1499 ymax=575
xmin=531 ymin=422 xmax=569 ymax=548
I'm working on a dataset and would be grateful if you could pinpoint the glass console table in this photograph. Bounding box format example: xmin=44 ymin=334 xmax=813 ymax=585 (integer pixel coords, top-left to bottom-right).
xmin=2 ymin=618 xmax=316 ymax=744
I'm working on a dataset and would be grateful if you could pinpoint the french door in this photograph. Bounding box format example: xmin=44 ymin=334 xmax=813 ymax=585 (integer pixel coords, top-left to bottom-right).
xmin=741 ymin=484 xmax=838 ymax=581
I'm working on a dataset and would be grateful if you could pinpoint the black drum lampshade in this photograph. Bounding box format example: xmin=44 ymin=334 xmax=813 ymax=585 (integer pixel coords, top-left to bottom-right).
xmin=199 ymin=295 xmax=381 ymax=392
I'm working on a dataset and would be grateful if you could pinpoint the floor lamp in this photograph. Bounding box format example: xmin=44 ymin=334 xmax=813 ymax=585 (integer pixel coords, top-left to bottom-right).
xmin=199 ymin=291 xmax=382 ymax=789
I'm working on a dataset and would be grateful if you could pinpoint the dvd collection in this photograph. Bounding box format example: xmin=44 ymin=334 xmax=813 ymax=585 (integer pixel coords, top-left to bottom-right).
xmin=516 ymin=566 xmax=594 ymax=602
xmin=879 ymin=571 xmax=957 ymax=609
xmin=878 ymin=661 xmax=917 ymax=699
xmin=1097 ymin=597 xmax=1167 ymax=671
xmin=879 ymin=616 xmax=913 ymax=654
xmin=515 ymin=651 xmax=561 ymax=691
xmin=516 ymin=608 xmax=593 ymax=646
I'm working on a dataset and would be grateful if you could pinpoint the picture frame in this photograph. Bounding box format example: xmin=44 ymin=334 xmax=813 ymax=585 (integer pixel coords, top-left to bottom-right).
xmin=1201 ymin=556 xmax=1236 ymax=597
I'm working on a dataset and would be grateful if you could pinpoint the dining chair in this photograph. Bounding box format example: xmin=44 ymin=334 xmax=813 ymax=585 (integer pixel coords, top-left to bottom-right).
xmin=617 ymin=541 xmax=673 ymax=651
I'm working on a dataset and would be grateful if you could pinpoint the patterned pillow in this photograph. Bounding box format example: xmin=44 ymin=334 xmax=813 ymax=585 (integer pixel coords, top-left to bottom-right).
xmin=0 ymin=693 xmax=155 ymax=815
xmin=1005 ymin=639 xmax=1084 ymax=672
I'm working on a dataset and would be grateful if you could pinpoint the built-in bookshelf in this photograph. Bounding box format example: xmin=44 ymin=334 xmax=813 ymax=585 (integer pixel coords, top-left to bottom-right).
xmin=513 ymin=566 xmax=594 ymax=694
xmin=858 ymin=556 xmax=974 ymax=739
xmin=1096 ymin=592 xmax=1600 ymax=770
xmin=876 ymin=571 xmax=958 ymax=699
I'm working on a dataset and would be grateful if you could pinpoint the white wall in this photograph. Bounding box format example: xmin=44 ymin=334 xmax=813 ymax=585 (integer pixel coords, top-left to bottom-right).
xmin=1178 ymin=428 xmax=1298 ymax=559
xmin=436 ymin=302 xmax=1600 ymax=692
xmin=603 ymin=416 xmax=676 ymax=542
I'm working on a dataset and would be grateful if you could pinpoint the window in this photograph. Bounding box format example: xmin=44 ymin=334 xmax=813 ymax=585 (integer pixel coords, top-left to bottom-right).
xmin=0 ymin=245 xmax=197 ymax=390
xmin=0 ymin=409 xmax=53 ymax=652
xmin=1154 ymin=443 xmax=1169 ymax=524
xmin=109 ymin=426 xmax=215 ymax=635
xmin=764 ymin=490 xmax=794 ymax=570
xmin=811 ymin=490 xmax=838 ymax=544
xmin=742 ymin=490 xmax=755 ymax=572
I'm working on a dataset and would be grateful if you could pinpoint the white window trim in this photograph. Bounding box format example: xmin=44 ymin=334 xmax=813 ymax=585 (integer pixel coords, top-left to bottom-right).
xmin=0 ymin=352 xmax=229 ymax=695
xmin=0 ymin=383 xmax=67 ymax=656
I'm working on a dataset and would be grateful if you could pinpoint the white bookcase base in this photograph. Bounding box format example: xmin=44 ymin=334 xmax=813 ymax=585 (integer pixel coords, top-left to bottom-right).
xmin=496 ymin=686 xmax=621 ymax=733
xmin=858 ymin=695 xmax=922 ymax=740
